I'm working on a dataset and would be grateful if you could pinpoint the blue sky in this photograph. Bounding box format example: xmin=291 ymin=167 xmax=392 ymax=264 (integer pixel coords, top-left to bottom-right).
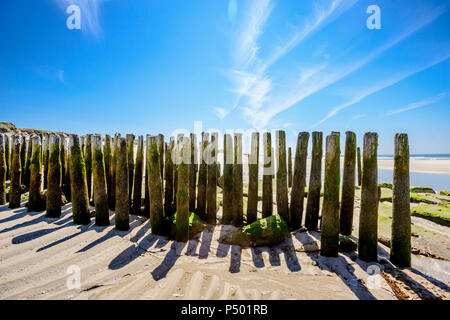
xmin=1 ymin=0 xmax=449 ymax=154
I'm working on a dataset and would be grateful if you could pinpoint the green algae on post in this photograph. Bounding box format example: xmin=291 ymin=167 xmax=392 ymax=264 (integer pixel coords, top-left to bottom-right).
xmin=320 ymin=133 xmax=340 ymax=257
xmin=206 ymin=132 xmax=218 ymax=225
xmin=157 ymin=133 xmax=165 ymax=180
xmin=132 ymin=135 xmax=144 ymax=216
xmin=358 ymin=132 xmax=379 ymax=262
xmin=104 ymin=134 xmax=113 ymax=209
xmin=357 ymin=147 xmax=362 ymax=187
xmin=232 ymin=132 xmax=243 ymax=226
xmin=289 ymin=132 xmax=309 ymax=230
xmin=391 ymin=133 xmax=411 ymax=267
xmin=19 ymin=135 xmax=26 ymax=185
xmin=92 ymin=135 xmax=110 ymax=226
xmin=69 ymin=134 xmax=91 ymax=225
xmin=9 ymin=136 xmax=22 ymax=209
xmin=84 ymin=134 xmax=93 ymax=202
xmin=0 ymin=134 xmax=6 ymax=205
xmin=59 ymin=135 xmax=67 ymax=197
xmin=175 ymin=136 xmax=190 ymax=242
xmin=62 ymin=136 xmax=71 ymax=202
xmin=126 ymin=133 xmax=135 ymax=209
xmin=196 ymin=132 xmax=209 ymax=220
xmin=189 ymin=133 xmax=197 ymax=213
xmin=275 ymin=130 xmax=289 ymax=222
xmin=340 ymin=131 xmax=357 ymax=236
xmin=305 ymin=131 xmax=323 ymax=231
xmin=262 ymin=132 xmax=273 ymax=218
xmin=28 ymin=135 xmax=44 ymax=211
xmin=222 ymin=133 xmax=234 ymax=224
xmin=147 ymin=135 xmax=166 ymax=235
xmin=247 ymin=132 xmax=260 ymax=224
xmin=23 ymin=136 xmax=32 ymax=188
xmin=46 ymin=134 xmax=62 ymax=218
xmin=110 ymin=133 xmax=121 ymax=211
xmin=143 ymin=134 xmax=150 ymax=218
xmin=115 ymin=137 xmax=129 ymax=230
xmin=164 ymin=137 xmax=175 ymax=217
xmin=288 ymin=147 xmax=292 ymax=188
xmin=5 ymin=135 xmax=10 ymax=181
xmin=43 ymin=133 xmax=49 ymax=189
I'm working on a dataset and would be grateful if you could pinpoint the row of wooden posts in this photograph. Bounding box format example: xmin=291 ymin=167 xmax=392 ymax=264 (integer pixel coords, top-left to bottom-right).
xmin=0 ymin=130 xmax=411 ymax=267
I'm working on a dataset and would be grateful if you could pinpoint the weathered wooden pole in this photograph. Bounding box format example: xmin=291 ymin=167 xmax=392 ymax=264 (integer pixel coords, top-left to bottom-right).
xmin=84 ymin=134 xmax=93 ymax=201
xmin=132 ymin=135 xmax=144 ymax=216
xmin=222 ymin=133 xmax=234 ymax=224
xmin=115 ymin=137 xmax=129 ymax=230
xmin=320 ymin=133 xmax=340 ymax=257
xmin=9 ymin=136 xmax=22 ymax=209
xmin=391 ymin=133 xmax=411 ymax=267
xmin=59 ymin=135 xmax=66 ymax=195
xmin=104 ymin=134 xmax=113 ymax=209
xmin=143 ymin=134 xmax=150 ymax=218
xmin=63 ymin=138 xmax=71 ymax=202
xmin=262 ymin=132 xmax=273 ymax=218
xmin=289 ymin=132 xmax=309 ymax=230
xmin=232 ymin=133 xmax=243 ymax=226
xmin=157 ymin=134 xmax=164 ymax=180
xmin=357 ymin=147 xmax=362 ymax=186
xmin=5 ymin=135 xmax=10 ymax=181
xmin=206 ymin=132 xmax=218 ymax=225
xmin=43 ymin=133 xmax=49 ymax=190
xmin=340 ymin=131 xmax=357 ymax=236
xmin=164 ymin=137 xmax=175 ymax=217
xmin=288 ymin=147 xmax=293 ymax=188
xmin=196 ymin=132 xmax=209 ymax=220
xmin=23 ymin=136 xmax=32 ymax=188
xmin=358 ymin=132 xmax=379 ymax=262
xmin=148 ymin=135 xmax=166 ymax=235
xmin=28 ymin=135 xmax=43 ymax=211
xmin=173 ymin=134 xmax=183 ymax=212
xmin=247 ymin=132 xmax=260 ymax=224
xmin=110 ymin=133 xmax=120 ymax=211
xmin=19 ymin=135 xmax=26 ymax=185
xmin=175 ymin=136 xmax=190 ymax=242
xmin=126 ymin=133 xmax=135 ymax=209
xmin=305 ymin=131 xmax=323 ymax=231
xmin=92 ymin=135 xmax=109 ymax=226
xmin=275 ymin=130 xmax=289 ymax=222
xmin=0 ymin=135 xmax=6 ymax=205
xmin=69 ymin=135 xmax=90 ymax=224
xmin=46 ymin=134 xmax=62 ymax=218
xmin=189 ymin=133 xmax=197 ymax=212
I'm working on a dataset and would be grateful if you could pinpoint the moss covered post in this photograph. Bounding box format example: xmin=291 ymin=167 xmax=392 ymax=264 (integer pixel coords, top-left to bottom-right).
xmin=340 ymin=131 xmax=357 ymax=235
xmin=305 ymin=131 xmax=323 ymax=231
xmin=115 ymin=137 xmax=129 ymax=230
xmin=357 ymin=147 xmax=362 ymax=186
xmin=288 ymin=147 xmax=293 ymax=188
xmin=9 ymin=136 xmax=22 ymax=208
xmin=69 ymin=135 xmax=90 ymax=224
xmin=247 ymin=132 xmax=260 ymax=224
xmin=23 ymin=136 xmax=32 ymax=188
xmin=358 ymin=132 xmax=379 ymax=262
xmin=5 ymin=135 xmax=10 ymax=181
xmin=46 ymin=134 xmax=62 ymax=217
xmin=19 ymin=135 xmax=26 ymax=185
xmin=232 ymin=133 xmax=243 ymax=226
xmin=196 ymin=132 xmax=209 ymax=220
xmin=110 ymin=133 xmax=120 ymax=211
xmin=148 ymin=135 xmax=166 ymax=235
xmin=104 ymin=134 xmax=113 ymax=209
xmin=164 ymin=137 xmax=175 ymax=217
xmin=132 ymin=135 xmax=144 ymax=216
xmin=391 ymin=133 xmax=411 ymax=267
xmin=63 ymin=137 xmax=71 ymax=202
xmin=157 ymin=134 xmax=164 ymax=181
xmin=262 ymin=132 xmax=273 ymax=218
xmin=289 ymin=132 xmax=309 ymax=230
xmin=92 ymin=135 xmax=109 ymax=226
xmin=28 ymin=135 xmax=43 ymax=211
xmin=173 ymin=134 xmax=183 ymax=212
xmin=42 ymin=133 xmax=49 ymax=190
xmin=206 ymin=132 xmax=218 ymax=225
xmin=0 ymin=134 xmax=6 ymax=205
xmin=320 ymin=133 xmax=340 ymax=257
xmin=143 ymin=134 xmax=150 ymax=218
xmin=126 ymin=134 xmax=135 ymax=210
xmin=84 ymin=134 xmax=93 ymax=202
xmin=275 ymin=130 xmax=289 ymax=222
xmin=59 ymin=135 xmax=66 ymax=195
xmin=175 ymin=136 xmax=190 ymax=242
xmin=222 ymin=133 xmax=234 ymax=224
xmin=189 ymin=133 xmax=197 ymax=212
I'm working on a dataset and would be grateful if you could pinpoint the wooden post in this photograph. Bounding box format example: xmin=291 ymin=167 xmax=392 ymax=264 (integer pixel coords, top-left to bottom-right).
xmin=28 ymin=135 xmax=43 ymax=211
xmin=340 ymin=131 xmax=357 ymax=235
xmin=104 ymin=134 xmax=113 ymax=209
xmin=85 ymin=134 xmax=93 ymax=201
xmin=196 ymin=132 xmax=209 ymax=220
xmin=19 ymin=135 xmax=26 ymax=185
xmin=164 ymin=137 xmax=175 ymax=217
xmin=9 ymin=136 xmax=22 ymax=209
xmin=262 ymin=132 xmax=273 ymax=218
xmin=247 ymin=132 xmax=260 ymax=224
xmin=110 ymin=133 xmax=120 ymax=211
xmin=46 ymin=134 xmax=62 ymax=217
xmin=23 ymin=136 xmax=32 ymax=188
xmin=143 ymin=134 xmax=150 ymax=218
xmin=148 ymin=135 xmax=166 ymax=234
xmin=275 ymin=130 xmax=289 ymax=222
xmin=189 ymin=133 xmax=197 ymax=212
xmin=157 ymin=134 xmax=164 ymax=181
xmin=43 ymin=133 xmax=49 ymax=190
xmin=62 ymin=136 xmax=71 ymax=202
xmin=305 ymin=131 xmax=323 ymax=231
xmin=92 ymin=135 xmax=109 ymax=226
xmin=357 ymin=147 xmax=362 ymax=186
xmin=232 ymin=133 xmax=243 ymax=226
xmin=132 ymin=135 xmax=144 ymax=216
xmin=175 ymin=136 xmax=190 ymax=241
xmin=289 ymin=132 xmax=309 ymax=230
xmin=358 ymin=132 xmax=379 ymax=262
xmin=115 ymin=137 xmax=129 ymax=230
xmin=173 ymin=134 xmax=183 ymax=212
xmin=126 ymin=134 xmax=135 ymax=210
xmin=69 ymin=135 xmax=90 ymax=224
xmin=206 ymin=132 xmax=218 ymax=224
xmin=320 ymin=133 xmax=340 ymax=257
xmin=288 ymin=147 xmax=293 ymax=188
xmin=5 ymin=135 xmax=10 ymax=181
xmin=59 ymin=135 xmax=66 ymax=195
xmin=391 ymin=133 xmax=411 ymax=267
xmin=222 ymin=133 xmax=233 ymax=224
xmin=0 ymin=134 xmax=6 ymax=205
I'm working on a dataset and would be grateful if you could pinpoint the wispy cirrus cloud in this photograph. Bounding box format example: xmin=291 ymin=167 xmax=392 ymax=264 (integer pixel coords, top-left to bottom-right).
xmin=384 ymin=90 xmax=450 ymax=117
xmin=56 ymin=0 xmax=107 ymax=39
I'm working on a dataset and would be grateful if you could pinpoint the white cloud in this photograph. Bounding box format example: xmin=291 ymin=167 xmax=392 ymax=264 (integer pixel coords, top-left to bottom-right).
xmin=384 ymin=90 xmax=450 ymax=117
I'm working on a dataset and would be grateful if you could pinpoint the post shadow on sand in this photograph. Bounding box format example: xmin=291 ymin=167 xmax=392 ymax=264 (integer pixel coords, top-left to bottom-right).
xmin=198 ymin=225 xmax=215 ymax=259
xmin=0 ymin=205 xmax=42 ymax=224
xmin=216 ymin=226 xmax=232 ymax=258
xmin=151 ymin=241 xmax=187 ymax=280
